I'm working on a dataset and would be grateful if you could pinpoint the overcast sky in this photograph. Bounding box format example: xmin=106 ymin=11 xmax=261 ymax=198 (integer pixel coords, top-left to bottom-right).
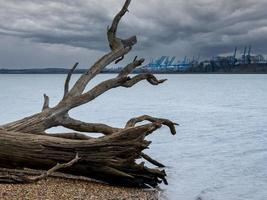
xmin=1 ymin=0 xmax=267 ymax=69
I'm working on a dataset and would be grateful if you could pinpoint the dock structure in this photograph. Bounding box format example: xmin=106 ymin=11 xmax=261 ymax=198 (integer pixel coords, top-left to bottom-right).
xmin=101 ymin=45 xmax=267 ymax=73
xmin=143 ymin=56 xmax=198 ymax=72
xmin=139 ymin=45 xmax=267 ymax=73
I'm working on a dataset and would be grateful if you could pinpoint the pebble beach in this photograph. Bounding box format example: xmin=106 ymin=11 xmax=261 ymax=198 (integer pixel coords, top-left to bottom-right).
xmin=0 ymin=178 xmax=159 ymax=200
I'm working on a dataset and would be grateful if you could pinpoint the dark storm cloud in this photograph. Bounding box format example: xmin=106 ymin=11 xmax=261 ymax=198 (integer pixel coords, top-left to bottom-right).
xmin=0 ymin=0 xmax=114 ymax=51
xmin=0 ymin=0 xmax=267 ymax=68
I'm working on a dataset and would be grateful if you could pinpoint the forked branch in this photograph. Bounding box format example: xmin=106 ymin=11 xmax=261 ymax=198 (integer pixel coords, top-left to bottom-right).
xmin=67 ymin=67 xmax=164 ymax=110
xmin=27 ymin=153 xmax=80 ymax=182
xmin=118 ymin=57 xmax=145 ymax=77
xmin=65 ymin=0 xmax=136 ymax=99
xmin=65 ymin=48 xmax=131 ymax=98
xmin=107 ymin=0 xmax=136 ymax=50
xmin=0 ymin=153 xmax=79 ymax=183
xmin=126 ymin=115 xmax=178 ymax=135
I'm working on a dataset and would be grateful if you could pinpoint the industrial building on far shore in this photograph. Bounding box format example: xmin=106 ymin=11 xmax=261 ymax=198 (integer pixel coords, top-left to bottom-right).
xmin=1 ymin=46 xmax=266 ymax=74
xmin=104 ymin=46 xmax=267 ymax=74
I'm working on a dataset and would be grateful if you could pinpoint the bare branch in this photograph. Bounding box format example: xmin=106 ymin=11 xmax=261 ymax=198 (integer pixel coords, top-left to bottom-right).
xmin=108 ymin=0 xmax=130 ymax=38
xmin=64 ymin=62 xmax=79 ymax=98
xmin=141 ymin=152 xmax=165 ymax=168
xmin=64 ymin=0 xmax=137 ymax=98
xmin=66 ymin=47 xmax=131 ymax=98
xmin=67 ymin=72 xmax=166 ymax=110
xmin=122 ymin=74 xmax=167 ymax=88
xmin=49 ymin=132 xmax=92 ymax=140
xmin=0 ymin=167 xmax=106 ymax=184
xmin=0 ymin=153 xmax=80 ymax=183
xmin=125 ymin=115 xmax=178 ymax=135
xmin=27 ymin=153 xmax=80 ymax=182
xmin=107 ymin=0 xmax=136 ymax=50
xmin=118 ymin=58 xmax=145 ymax=77
xmin=42 ymin=94 xmax=49 ymax=111
xmin=98 ymin=166 xmax=135 ymax=179
xmin=61 ymin=116 xmax=121 ymax=135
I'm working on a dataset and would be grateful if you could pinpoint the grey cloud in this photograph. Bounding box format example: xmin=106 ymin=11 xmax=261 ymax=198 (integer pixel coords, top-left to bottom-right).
xmin=0 ymin=0 xmax=267 ymax=68
xmin=0 ymin=0 xmax=113 ymax=51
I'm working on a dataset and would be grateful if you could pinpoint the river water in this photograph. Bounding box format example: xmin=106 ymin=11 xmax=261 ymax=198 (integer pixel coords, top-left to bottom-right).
xmin=0 ymin=74 xmax=266 ymax=200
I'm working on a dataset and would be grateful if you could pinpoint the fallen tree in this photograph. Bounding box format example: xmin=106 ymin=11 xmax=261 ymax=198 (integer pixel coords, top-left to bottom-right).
xmin=0 ymin=0 xmax=177 ymax=188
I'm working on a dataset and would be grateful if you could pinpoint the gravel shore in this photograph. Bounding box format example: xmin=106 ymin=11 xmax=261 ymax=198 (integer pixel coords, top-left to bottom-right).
xmin=0 ymin=178 xmax=158 ymax=200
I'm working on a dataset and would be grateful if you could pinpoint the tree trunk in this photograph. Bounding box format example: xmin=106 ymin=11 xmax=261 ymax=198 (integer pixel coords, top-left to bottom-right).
xmin=0 ymin=0 xmax=177 ymax=188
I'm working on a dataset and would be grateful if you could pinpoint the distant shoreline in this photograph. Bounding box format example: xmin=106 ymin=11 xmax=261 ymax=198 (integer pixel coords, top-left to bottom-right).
xmin=1 ymin=68 xmax=267 ymax=74
xmin=0 ymin=68 xmax=86 ymax=74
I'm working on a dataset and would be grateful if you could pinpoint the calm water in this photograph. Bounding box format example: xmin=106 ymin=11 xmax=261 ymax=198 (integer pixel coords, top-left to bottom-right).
xmin=0 ymin=74 xmax=267 ymax=200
